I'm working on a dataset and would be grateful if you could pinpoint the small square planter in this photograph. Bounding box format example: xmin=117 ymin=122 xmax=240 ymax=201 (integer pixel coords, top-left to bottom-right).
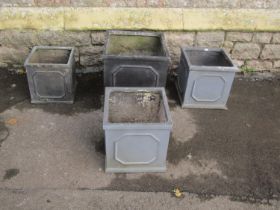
xmin=103 ymin=31 xmax=170 ymax=87
xmin=103 ymin=87 xmax=172 ymax=173
xmin=24 ymin=46 xmax=76 ymax=104
xmin=176 ymin=47 xmax=238 ymax=109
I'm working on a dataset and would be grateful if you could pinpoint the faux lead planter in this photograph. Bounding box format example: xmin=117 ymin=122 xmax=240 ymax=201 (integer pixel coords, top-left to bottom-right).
xmin=103 ymin=31 xmax=170 ymax=87
xmin=24 ymin=46 xmax=76 ymax=104
xmin=103 ymin=87 xmax=172 ymax=173
xmin=176 ymin=47 xmax=238 ymax=109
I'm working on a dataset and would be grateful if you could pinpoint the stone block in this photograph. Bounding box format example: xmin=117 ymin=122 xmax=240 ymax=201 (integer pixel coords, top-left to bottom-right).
xmin=232 ymin=43 xmax=261 ymax=59
xmin=196 ymin=31 xmax=225 ymax=47
xmin=222 ymin=41 xmax=234 ymax=53
xmin=91 ymin=32 xmax=106 ymax=45
xmin=246 ymin=60 xmax=273 ymax=71
xmin=37 ymin=31 xmax=91 ymax=47
xmin=226 ymin=32 xmax=253 ymax=42
xmin=232 ymin=59 xmax=244 ymax=68
xmin=261 ymin=44 xmax=280 ymax=59
xmin=272 ymin=33 xmax=280 ymax=44
xmin=165 ymin=32 xmax=195 ymax=65
xmin=0 ymin=47 xmax=29 ymax=64
xmin=79 ymin=46 xmax=103 ymax=66
xmin=0 ymin=30 xmax=40 ymax=47
xmin=252 ymin=32 xmax=272 ymax=44
xmin=274 ymin=60 xmax=280 ymax=68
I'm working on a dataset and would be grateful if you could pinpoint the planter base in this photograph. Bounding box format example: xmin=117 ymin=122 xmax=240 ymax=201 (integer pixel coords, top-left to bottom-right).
xmin=105 ymin=166 xmax=167 ymax=173
xmin=31 ymin=99 xmax=74 ymax=104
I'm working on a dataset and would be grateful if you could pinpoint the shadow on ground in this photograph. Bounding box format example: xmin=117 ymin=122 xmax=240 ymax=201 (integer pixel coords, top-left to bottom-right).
xmin=0 ymin=69 xmax=104 ymax=115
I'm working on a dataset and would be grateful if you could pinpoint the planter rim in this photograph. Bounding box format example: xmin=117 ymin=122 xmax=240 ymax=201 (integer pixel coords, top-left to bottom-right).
xmin=103 ymin=87 xmax=172 ymax=129
xmin=24 ymin=46 xmax=75 ymax=67
xmin=180 ymin=46 xmax=239 ymax=72
xmin=103 ymin=30 xmax=170 ymax=61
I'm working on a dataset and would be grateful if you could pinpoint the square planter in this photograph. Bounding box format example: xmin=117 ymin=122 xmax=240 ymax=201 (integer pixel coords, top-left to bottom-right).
xmin=176 ymin=47 xmax=238 ymax=109
xmin=103 ymin=87 xmax=172 ymax=173
xmin=24 ymin=46 xmax=76 ymax=104
xmin=103 ymin=31 xmax=170 ymax=87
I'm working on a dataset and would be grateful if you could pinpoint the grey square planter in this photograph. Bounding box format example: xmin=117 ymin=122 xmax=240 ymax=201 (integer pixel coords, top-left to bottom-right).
xmin=103 ymin=30 xmax=170 ymax=87
xmin=24 ymin=46 xmax=76 ymax=104
xmin=176 ymin=47 xmax=238 ymax=109
xmin=103 ymin=87 xmax=172 ymax=173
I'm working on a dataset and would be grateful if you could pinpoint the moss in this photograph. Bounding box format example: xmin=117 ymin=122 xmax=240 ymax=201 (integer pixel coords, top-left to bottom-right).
xmin=107 ymin=34 xmax=165 ymax=56
xmin=241 ymin=65 xmax=256 ymax=73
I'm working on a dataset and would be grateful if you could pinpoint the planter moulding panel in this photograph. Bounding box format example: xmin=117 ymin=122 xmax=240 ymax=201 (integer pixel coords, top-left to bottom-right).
xmin=103 ymin=87 xmax=172 ymax=173
xmin=176 ymin=47 xmax=238 ymax=109
xmin=24 ymin=46 xmax=76 ymax=104
xmin=103 ymin=31 xmax=170 ymax=87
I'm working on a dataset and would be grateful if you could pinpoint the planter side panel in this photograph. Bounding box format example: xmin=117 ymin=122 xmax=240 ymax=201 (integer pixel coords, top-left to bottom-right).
xmin=104 ymin=58 xmax=169 ymax=87
xmin=104 ymin=128 xmax=171 ymax=173
xmin=25 ymin=54 xmax=76 ymax=104
xmin=176 ymin=53 xmax=189 ymax=102
xmin=183 ymin=70 xmax=235 ymax=109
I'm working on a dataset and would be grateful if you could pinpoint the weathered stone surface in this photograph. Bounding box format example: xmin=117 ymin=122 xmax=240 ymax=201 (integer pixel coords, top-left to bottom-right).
xmin=74 ymin=48 xmax=79 ymax=63
xmin=79 ymin=46 xmax=103 ymax=66
xmin=64 ymin=7 xmax=183 ymax=30
xmin=232 ymin=59 xmax=244 ymax=68
xmin=222 ymin=41 xmax=234 ymax=54
xmin=91 ymin=32 xmax=106 ymax=45
xmin=246 ymin=60 xmax=273 ymax=71
xmin=232 ymin=43 xmax=261 ymax=59
xmin=196 ymin=31 xmax=224 ymax=47
xmin=0 ymin=30 xmax=91 ymax=47
xmin=66 ymin=0 xmax=107 ymax=6
xmin=0 ymin=47 xmax=29 ymax=64
xmin=273 ymin=60 xmax=280 ymax=68
xmin=261 ymin=44 xmax=280 ymax=59
xmin=272 ymin=33 xmax=280 ymax=44
xmin=0 ymin=0 xmax=33 ymax=6
xmin=5 ymin=0 xmax=274 ymax=9
xmin=35 ymin=0 xmax=70 ymax=6
xmin=0 ymin=30 xmax=40 ymax=47
xmin=37 ymin=31 xmax=91 ymax=46
xmin=240 ymin=0 xmax=279 ymax=9
xmin=0 ymin=62 xmax=8 ymax=68
xmin=226 ymin=32 xmax=253 ymax=42
xmin=165 ymin=32 xmax=195 ymax=65
xmin=109 ymin=0 xmax=137 ymax=7
xmin=252 ymin=32 xmax=272 ymax=44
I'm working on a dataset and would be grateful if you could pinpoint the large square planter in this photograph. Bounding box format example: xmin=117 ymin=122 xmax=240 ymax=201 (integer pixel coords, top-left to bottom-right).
xmin=103 ymin=31 xmax=170 ymax=87
xmin=103 ymin=87 xmax=172 ymax=173
xmin=176 ymin=47 xmax=238 ymax=109
xmin=24 ymin=46 xmax=76 ymax=104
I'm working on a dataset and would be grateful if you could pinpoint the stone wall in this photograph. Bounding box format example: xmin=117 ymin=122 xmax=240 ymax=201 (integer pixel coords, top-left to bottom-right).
xmin=1 ymin=0 xmax=279 ymax=9
xmin=0 ymin=30 xmax=280 ymax=72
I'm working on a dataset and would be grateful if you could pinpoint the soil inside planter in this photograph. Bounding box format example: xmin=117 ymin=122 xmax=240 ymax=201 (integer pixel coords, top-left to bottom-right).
xmin=29 ymin=49 xmax=71 ymax=64
xmin=109 ymin=91 xmax=167 ymax=123
xmin=106 ymin=35 xmax=165 ymax=56
xmin=185 ymin=50 xmax=233 ymax=67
